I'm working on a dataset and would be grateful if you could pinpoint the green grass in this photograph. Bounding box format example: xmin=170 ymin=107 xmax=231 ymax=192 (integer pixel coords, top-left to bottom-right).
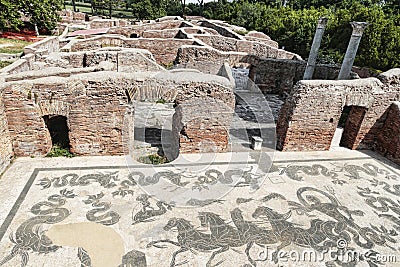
xmin=46 ymin=145 xmax=75 ymax=158
xmin=156 ymin=99 xmax=167 ymax=104
xmin=0 ymin=38 xmax=32 ymax=54
xmin=0 ymin=61 xmax=13 ymax=69
xmin=234 ymin=29 xmax=249 ymax=36
xmin=138 ymin=153 xmax=169 ymax=165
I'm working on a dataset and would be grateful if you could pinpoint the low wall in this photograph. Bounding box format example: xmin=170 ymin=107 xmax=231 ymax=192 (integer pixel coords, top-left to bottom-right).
xmin=108 ymin=20 xmax=185 ymax=37
xmin=200 ymin=21 xmax=242 ymax=40
xmin=375 ymin=102 xmax=400 ymax=165
xmin=194 ymin=35 xmax=284 ymax=58
xmin=66 ymin=36 xmax=198 ymax=66
xmin=249 ymin=58 xmax=343 ymax=94
xmin=0 ymin=54 xmax=35 ymax=75
xmin=24 ymin=36 xmax=60 ymax=55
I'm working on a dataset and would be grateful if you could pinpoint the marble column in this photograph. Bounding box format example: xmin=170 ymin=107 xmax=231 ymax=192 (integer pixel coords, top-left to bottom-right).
xmin=338 ymin=22 xmax=369 ymax=80
xmin=303 ymin=17 xmax=328 ymax=80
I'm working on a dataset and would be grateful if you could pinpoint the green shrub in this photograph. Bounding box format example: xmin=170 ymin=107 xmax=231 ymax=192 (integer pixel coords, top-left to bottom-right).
xmin=0 ymin=61 xmax=13 ymax=69
xmin=46 ymin=145 xmax=74 ymax=158
xmin=138 ymin=153 xmax=168 ymax=165
xmin=156 ymin=99 xmax=167 ymax=104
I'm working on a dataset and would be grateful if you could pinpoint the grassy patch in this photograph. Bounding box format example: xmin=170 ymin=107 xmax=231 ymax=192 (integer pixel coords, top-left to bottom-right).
xmin=234 ymin=29 xmax=249 ymax=36
xmin=162 ymin=61 xmax=174 ymax=69
xmin=46 ymin=145 xmax=75 ymax=158
xmin=156 ymin=99 xmax=167 ymax=104
xmin=0 ymin=61 xmax=13 ymax=69
xmin=138 ymin=153 xmax=169 ymax=165
xmin=0 ymin=38 xmax=32 ymax=54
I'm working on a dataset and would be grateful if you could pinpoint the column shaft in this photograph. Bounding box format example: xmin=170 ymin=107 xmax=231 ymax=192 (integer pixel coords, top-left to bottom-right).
xmin=303 ymin=17 xmax=328 ymax=80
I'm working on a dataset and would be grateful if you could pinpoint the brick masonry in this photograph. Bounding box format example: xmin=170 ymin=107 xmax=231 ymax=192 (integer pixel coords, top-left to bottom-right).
xmin=1 ymin=71 xmax=234 ymax=158
xmin=375 ymin=102 xmax=400 ymax=165
xmin=0 ymin=87 xmax=13 ymax=173
xmin=277 ymin=71 xmax=400 ymax=158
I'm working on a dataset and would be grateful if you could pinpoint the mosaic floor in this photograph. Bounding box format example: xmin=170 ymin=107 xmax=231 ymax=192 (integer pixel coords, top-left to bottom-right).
xmin=0 ymin=150 xmax=399 ymax=267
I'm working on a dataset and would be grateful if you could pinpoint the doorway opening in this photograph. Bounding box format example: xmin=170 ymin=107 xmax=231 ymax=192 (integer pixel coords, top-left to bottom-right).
xmin=331 ymin=106 xmax=368 ymax=150
xmin=43 ymin=115 xmax=71 ymax=150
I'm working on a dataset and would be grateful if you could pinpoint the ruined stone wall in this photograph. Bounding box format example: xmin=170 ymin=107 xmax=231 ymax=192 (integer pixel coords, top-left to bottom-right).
xmin=1 ymin=73 xmax=131 ymax=156
xmin=249 ymin=58 xmax=342 ymax=94
xmin=175 ymin=45 xmax=300 ymax=72
xmin=123 ymin=39 xmax=196 ymax=66
xmin=243 ymin=36 xmax=278 ymax=48
xmin=173 ymin=98 xmax=233 ymax=156
xmin=44 ymin=48 xmax=162 ymax=72
xmin=142 ymin=29 xmax=183 ymax=39
xmin=2 ymin=71 xmax=234 ymax=157
xmin=67 ymin=36 xmax=197 ymax=66
xmin=277 ymin=78 xmax=384 ymax=151
xmin=375 ymin=102 xmax=400 ymax=165
xmin=1 ymin=54 xmax=35 ymax=75
xmin=24 ymin=36 xmax=60 ymax=55
xmin=355 ymin=69 xmax=400 ymax=150
xmin=199 ymin=21 xmax=242 ymax=40
xmin=194 ymin=35 xmax=282 ymax=58
xmin=0 ymin=89 xmax=13 ymax=173
xmin=108 ymin=21 xmax=185 ymax=37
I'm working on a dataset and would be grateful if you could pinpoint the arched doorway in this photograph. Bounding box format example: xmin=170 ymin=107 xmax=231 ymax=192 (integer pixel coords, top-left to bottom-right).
xmin=43 ymin=115 xmax=71 ymax=150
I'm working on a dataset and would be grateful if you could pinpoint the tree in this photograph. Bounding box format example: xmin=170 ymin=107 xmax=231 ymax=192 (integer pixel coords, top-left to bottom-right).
xmin=19 ymin=0 xmax=63 ymax=32
xmin=180 ymin=0 xmax=186 ymax=16
xmin=131 ymin=0 xmax=156 ymax=20
xmin=0 ymin=0 xmax=22 ymax=31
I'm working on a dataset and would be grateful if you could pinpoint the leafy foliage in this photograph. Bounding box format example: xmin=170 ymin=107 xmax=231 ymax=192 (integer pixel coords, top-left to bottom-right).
xmin=0 ymin=0 xmax=63 ymax=32
xmin=0 ymin=61 xmax=13 ymax=69
xmin=197 ymin=0 xmax=400 ymax=71
xmin=138 ymin=153 xmax=169 ymax=165
xmin=46 ymin=145 xmax=75 ymax=158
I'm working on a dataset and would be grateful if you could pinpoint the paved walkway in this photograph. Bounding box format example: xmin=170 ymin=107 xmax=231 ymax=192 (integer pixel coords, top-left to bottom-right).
xmin=0 ymin=150 xmax=399 ymax=266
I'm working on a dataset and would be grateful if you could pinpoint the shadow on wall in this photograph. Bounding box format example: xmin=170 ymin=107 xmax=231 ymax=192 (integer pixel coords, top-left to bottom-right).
xmin=370 ymin=103 xmax=400 ymax=165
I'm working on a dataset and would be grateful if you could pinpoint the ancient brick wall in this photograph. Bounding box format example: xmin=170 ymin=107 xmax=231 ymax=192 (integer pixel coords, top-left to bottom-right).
xmin=249 ymin=58 xmax=343 ymax=94
xmin=243 ymin=36 xmax=278 ymax=48
xmin=2 ymin=74 xmax=131 ymax=156
xmin=24 ymin=37 xmax=60 ymax=55
xmin=0 ymin=90 xmax=13 ymax=173
xmin=123 ymin=39 xmax=196 ymax=66
xmin=172 ymin=97 xmax=233 ymax=156
xmin=175 ymin=45 xmax=300 ymax=71
xmin=67 ymin=36 xmax=197 ymax=66
xmin=2 ymin=71 xmax=234 ymax=157
xmin=142 ymin=29 xmax=182 ymax=39
xmin=375 ymin=102 xmax=400 ymax=165
xmin=199 ymin=21 xmax=242 ymax=40
xmin=1 ymin=54 xmax=35 ymax=75
xmin=194 ymin=35 xmax=284 ymax=58
xmin=277 ymin=78 xmax=385 ymax=151
xmin=355 ymin=69 xmax=400 ymax=150
xmin=108 ymin=21 xmax=185 ymax=37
